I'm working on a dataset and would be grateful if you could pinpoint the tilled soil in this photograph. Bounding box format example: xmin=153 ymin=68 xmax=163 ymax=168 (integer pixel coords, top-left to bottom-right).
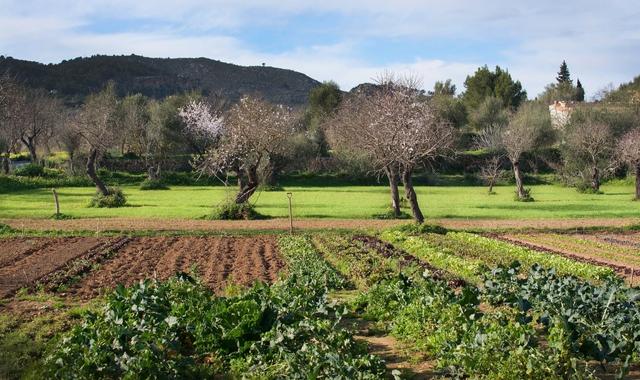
xmin=0 ymin=237 xmax=110 ymax=298
xmin=69 ymin=236 xmax=285 ymax=298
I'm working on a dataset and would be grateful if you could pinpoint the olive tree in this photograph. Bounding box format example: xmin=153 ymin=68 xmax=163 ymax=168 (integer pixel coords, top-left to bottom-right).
xmin=617 ymin=128 xmax=640 ymax=200
xmin=75 ymin=82 xmax=119 ymax=196
xmin=502 ymin=102 xmax=553 ymax=201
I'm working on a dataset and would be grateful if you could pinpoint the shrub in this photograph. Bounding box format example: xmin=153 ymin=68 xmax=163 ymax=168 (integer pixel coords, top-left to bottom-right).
xmin=0 ymin=176 xmax=93 ymax=193
xmin=0 ymin=223 xmax=14 ymax=234
xmin=139 ymin=178 xmax=169 ymax=190
xmin=209 ymin=200 xmax=262 ymax=220
xmin=14 ymin=163 xmax=45 ymax=177
xmin=371 ymin=208 xmax=411 ymax=220
xmin=393 ymin=223 xmax=448 ymax=235
xmin=88 ymin=187 xmax=127 ymax=208
xmin=575 ymin=182 xmax=603 ymax=194
xmin=514 ymin=188 xmax=534 ymax=202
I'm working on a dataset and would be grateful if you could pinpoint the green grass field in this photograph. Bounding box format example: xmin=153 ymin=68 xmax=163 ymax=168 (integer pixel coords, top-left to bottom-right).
xmin=1 ymin=183 xmax=638 ymax=220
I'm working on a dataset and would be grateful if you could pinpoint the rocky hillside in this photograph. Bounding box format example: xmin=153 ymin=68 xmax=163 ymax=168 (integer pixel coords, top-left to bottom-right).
xmin=0 ymin=55 xmax=321 ymax=106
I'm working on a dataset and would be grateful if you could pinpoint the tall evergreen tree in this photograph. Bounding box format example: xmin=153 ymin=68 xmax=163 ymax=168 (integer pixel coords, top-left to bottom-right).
xmin=556 ymin=60 xmax=572 ymax=84
xmin=575 ymin=79 xmax=585 ymax=101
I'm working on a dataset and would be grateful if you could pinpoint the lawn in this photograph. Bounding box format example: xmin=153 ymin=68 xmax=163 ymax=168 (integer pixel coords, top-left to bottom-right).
xmin=1 ymin=183 xmax=638 ymax=220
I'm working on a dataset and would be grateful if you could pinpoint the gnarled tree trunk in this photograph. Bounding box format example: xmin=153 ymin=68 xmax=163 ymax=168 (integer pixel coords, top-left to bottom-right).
xmin=401 ymin=167 xmax=424 ymax=224
xmin=22 ymin=136 xmax=37 ymax=163
xmin=384 ymin=165 xmax=401 ymax=217
xmin=591 ymin=166 xmax=600 ymax=192
xmin=147 ymin=165 xmax=161 ymax=181
xmin=236 ymin=166 xmax=259 ymax=204
xmin=67 ymin=151 xmax=75 ymax=175
xmin=87 ymin=149 xmax=109 ymax=196
xmin=513 ymin=161 xmax=526 ymax=199
xmin=1 ymin=156 xmax=10 ymax=174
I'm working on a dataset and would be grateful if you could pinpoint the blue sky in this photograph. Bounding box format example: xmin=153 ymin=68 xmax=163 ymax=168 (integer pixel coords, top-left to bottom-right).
xmin=1 ymin=0 xmax=639 ymax=97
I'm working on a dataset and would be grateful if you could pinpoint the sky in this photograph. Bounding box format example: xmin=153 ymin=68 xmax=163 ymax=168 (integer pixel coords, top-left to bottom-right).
xmin=1 ymin=0 xmax=639 ymax=98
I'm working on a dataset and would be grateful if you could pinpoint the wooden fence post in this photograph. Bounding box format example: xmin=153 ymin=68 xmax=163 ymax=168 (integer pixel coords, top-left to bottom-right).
xmin=52 ymin=188 xmax=60 ymax=217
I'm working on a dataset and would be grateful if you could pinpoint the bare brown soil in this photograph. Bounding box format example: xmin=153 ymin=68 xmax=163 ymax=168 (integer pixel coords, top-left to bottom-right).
xmin=0 ymin=237 xmax=110 ymax=298
xmin=69 ymin=236 xmax=285 ymax=298
xmin=0 ymin=235 xmax=285 ymax=299
xmin=2 ymin=217 xmax=639 ymax=232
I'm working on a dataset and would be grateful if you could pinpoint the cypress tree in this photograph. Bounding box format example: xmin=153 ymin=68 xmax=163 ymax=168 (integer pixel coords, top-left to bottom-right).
xmin=575 ymin=79 xmax=585 ymax=101
xmin=556 ymin=60 xmax=572 ymax=84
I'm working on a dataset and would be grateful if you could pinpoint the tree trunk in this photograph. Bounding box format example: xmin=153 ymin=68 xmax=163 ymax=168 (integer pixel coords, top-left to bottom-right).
xmin=68 ymin=151 xmax=75 ymax=175
xmin=384 ymin=165 xmax=401 ymax=217
xmin=23 ymin=137 xmax=37 ymax=163
xmin=401 ymin=167 xmax=424 ymax=224
xmin=87 ymin=149 xmax=109 ymax=196
xmin=1 ymin=156 xmax=9 ymax=175
xmin=263 ymin=160 xmax=277 ymax=186
xmin=513 ymin=161 xmax=526 ymax=199
xmin=635 ymin=164 xmax=640 ymax=201
xmin=148 ymin=166 xmax=158 ymax=181
xmin=488 ymin=179 xmax=495 ymax=194
xmin=591 ymin=166 xmax=600 ymax=192
xmin=236 ymin=166 xmax=259 ymax=204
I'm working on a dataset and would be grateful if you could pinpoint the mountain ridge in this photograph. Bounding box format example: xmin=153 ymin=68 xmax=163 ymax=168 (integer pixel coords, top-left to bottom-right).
xmin=0 ymin=54 xmax=322 ymax=106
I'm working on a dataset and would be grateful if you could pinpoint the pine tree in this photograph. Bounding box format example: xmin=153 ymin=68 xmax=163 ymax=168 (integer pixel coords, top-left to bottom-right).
xmin=575 ymin=79 xmax=585 ymax=101
xmin=556 ymin=60 xmax=572 ymax=84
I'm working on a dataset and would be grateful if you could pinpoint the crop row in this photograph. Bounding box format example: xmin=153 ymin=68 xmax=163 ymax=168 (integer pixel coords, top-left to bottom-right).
xmin=508 ymin=233 xmax=640 ymax=267
xmin=381 ymin=229 xmax=615 ymax=283
xmin=318 ymin=233 xmax=617 ymax=378
xmin=483 ymin=262 xmax=640 ymax=378
xmin=323 ymin=234 xmax=640 ymax=379
xmin=44 ymin=236 xmax=385 ymax=379
xmin=380 ymin=230 xmax=483 ymax=282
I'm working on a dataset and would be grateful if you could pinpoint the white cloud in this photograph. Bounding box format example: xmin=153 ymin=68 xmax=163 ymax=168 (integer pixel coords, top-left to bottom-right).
xmin=1 ymin=0 xmax=638 ymax=96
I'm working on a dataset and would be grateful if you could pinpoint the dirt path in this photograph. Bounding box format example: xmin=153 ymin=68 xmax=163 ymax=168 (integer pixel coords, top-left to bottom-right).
xmin=346 ymin=317 xmax=435 ymax=379
xmin=70 ymin=235 xmax=285 ymax=298
xmin=3 ymin=217 xmax=639 ymax=232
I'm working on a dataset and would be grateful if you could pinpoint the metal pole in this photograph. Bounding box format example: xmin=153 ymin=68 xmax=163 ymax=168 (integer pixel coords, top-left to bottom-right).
xmin=286 ymin=192 xmax=293 ymax=234
xmin=52 ymin=188 xmax=60 ymax=217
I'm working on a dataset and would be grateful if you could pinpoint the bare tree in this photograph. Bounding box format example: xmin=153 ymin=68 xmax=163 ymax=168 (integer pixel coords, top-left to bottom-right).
xmin=475 ymin=121 xmax=508 ymax=194
xmin=502 ymin=102 xmax=552 ymax=200
xmin=17 ymin=88 xmax=62 ymax=163
xmin=480 ymin=156 xmax=505 ymax=194
xmin=564 ymin=119 xmax=614 ymax=192
xmin=58 ymin=110 xmax=83 ymax=175
xmin=75 ymin=82 xmax=119 ymax=196
xmin=328 ymin=73 xmax=455 ymax=223
xmin=617 ymin=128 xmax=640 ymax=200
xmin=184 ymin=95 xmax=296 ymax=204
xmin=0 ymin=74 xmax=23 ymax=173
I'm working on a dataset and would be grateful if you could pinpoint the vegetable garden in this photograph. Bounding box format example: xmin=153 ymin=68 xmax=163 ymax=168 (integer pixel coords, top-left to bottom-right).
xmin=0 ymin=226 xmax=639 ymax=379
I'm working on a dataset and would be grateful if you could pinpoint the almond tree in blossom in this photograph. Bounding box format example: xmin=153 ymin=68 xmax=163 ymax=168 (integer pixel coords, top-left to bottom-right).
xmin=182 ymin=95 xmax=296 ymax=204
xmin=328 ymin=74 xmax=456 ymax=223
